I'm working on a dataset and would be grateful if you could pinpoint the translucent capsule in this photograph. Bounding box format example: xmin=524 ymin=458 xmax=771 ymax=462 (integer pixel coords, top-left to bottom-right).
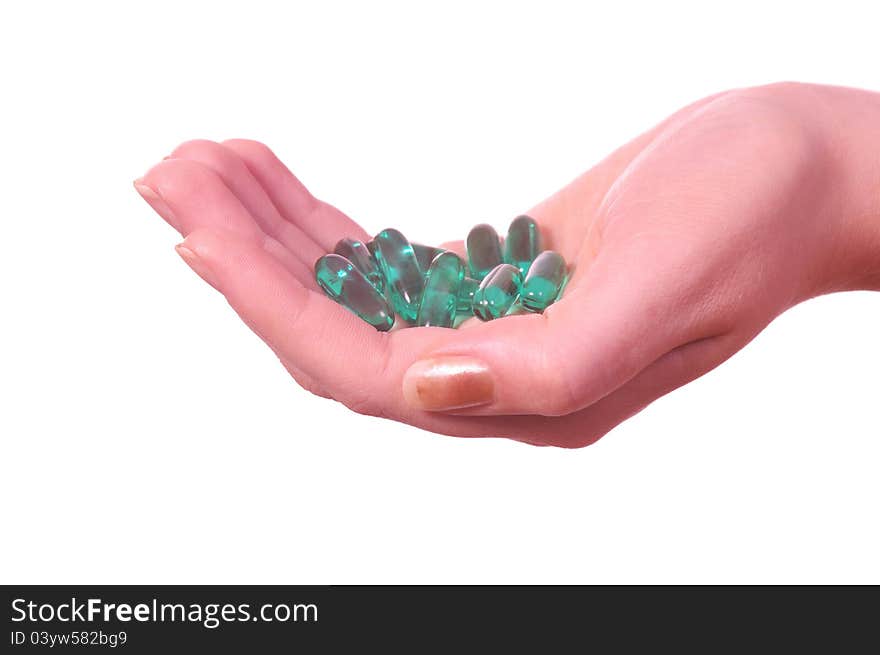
xmin=412 ymin=242 xmax=445 ymax=273
xmin=466 ymin=223 xmax=503 ymax=281
xmin=520 ymin=250 xmax=566 ymax=313
xmin=456 ymin=276 xmax=480 ymax=313
xmin=371 ymin=228 xmax=424 ymax=323
xmin=315 ymin=254 xmax=394 ymax=331
xmin=473 ymin=263 xmax=522 ymax=321
xmin=334 ymin=238 xmax=384 ymax=293
xmin=504 ymin=215 xmax=542 ymax=276
xmin=416 ymin=251 xmax=464 ymax=328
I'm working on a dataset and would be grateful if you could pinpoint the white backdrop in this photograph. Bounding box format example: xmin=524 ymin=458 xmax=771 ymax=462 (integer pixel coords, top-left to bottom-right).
xmin=1 ymin=0 xmax=878 ymax=583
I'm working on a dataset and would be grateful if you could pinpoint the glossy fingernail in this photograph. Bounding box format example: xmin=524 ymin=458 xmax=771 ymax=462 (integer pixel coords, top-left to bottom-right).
xmin=175 ymin=243 xmax=219 ymax=290
xmin=134 ymin=180 xmax=180 ymax=231
xmin=403 ymin=356 xmax=494 ymax=411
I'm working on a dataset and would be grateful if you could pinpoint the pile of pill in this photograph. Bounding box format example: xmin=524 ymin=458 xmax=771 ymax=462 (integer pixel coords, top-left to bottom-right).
xmin=314 ymin=215 xmax=567 ymax=331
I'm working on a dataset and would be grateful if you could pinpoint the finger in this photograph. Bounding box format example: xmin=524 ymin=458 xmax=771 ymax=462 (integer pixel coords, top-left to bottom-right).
xmin=175 ymin=237 xmax=329 ymax=399
xmin=401 ymin=330 xmax=738 ymax=447
xmin=168 ymin=140 xmax=325 ymax=264
xmin=222 ymin=139 xmax=370 ymax=250
xmin=175 ymin=227 xmax=408 ymax=414
xmin=136 ymin=159 xmax=318 ymax=288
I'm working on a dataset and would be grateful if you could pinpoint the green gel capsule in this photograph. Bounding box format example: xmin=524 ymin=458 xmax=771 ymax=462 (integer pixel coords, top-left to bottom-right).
xmin=456 ymin=276 xmax=480 ymax=313
xmin=334 ymin=238 xmax=384 ymax=293
xmin=412 ymin=242 xmax=445 ymax=273
xmin=416 ymin=251 xmax=464 ymax=328
xmin=315 ymin=254 xmax=394 ymax=331
xmin=504 ymin=215 xmax=542 ymax=276
xmin=466 ymin=223 xmax=503 ymax=281
xmin=371 ymin=228 xmax=424 ymax=323
xmin=520 ymin=250 xmax=566 ymax=313
xmin=370 ymin=240 xmax=442 ymax=274
xmin=473 ymin=263 xmax=522 ymax=321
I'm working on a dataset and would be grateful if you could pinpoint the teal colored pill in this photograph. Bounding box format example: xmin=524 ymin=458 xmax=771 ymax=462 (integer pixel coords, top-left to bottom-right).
xmin=371 ymin=228 xmax=424 ymax=323
xmin=315 ymin=254 xmax=394 ymax=331
xmin=520 ymin=250 xmax=566 ymax=313
xmin=504 ymin=215 xmax=542 ymax=276
xmin=466 ymin=223 xmax=503 ymax=281
xmin=456 ymin=276 xmax=480 ymax=313
xmin=416 ymin=251 xmax=464 ymax=328
xmin=411 ymin=242 xmax=445 ymax=273
xmin=334 ymin=238 xmax=384 ymax=293
xmin=473 ymin=263 xmax=522 ymax=321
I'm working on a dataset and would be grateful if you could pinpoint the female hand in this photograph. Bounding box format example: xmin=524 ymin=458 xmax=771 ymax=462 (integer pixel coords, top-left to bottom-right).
xmin=134 ymin=82 xmax=880 ymax=447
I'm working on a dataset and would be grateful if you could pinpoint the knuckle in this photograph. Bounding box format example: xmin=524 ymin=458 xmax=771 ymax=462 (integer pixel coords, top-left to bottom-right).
xmin=172 ymin=139 xmax=241 ymax=176
xmin=340 ymin=394 xmax=381 ymax=417
xmin=170 ymin=138 xmax=219 ymax=159
xmin=282 ymin=361 xmax=332 ymax=400
xmin=535 ymin=319 xmax=583 ymax=418
xmin=340 ymin=336 xmax=396 ymax=418
xmin=536 ymin=364 xmax=581 ymax=418
xmin=222 ymin=138 xmax=277 ymax=162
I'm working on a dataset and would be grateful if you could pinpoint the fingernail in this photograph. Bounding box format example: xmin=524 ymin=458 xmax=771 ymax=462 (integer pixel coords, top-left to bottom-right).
xmin=134 ymin=180 xmax=180 ymax=231
xmin=175 ymin=243 xmax=220 ymax=290
xmin=403 ymin=356 xmax=494 ymax=411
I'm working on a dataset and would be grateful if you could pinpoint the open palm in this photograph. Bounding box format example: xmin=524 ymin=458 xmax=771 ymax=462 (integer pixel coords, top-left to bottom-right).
xmin=136 ymin=84 xmax=851 ymax=447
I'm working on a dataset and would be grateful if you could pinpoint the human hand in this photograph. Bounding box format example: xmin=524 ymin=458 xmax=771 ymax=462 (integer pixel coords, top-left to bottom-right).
xmin=134 ymin=82 xmax=880 ymax=447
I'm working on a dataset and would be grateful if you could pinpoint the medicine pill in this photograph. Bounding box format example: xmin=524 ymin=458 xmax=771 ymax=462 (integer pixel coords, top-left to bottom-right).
xmin=504 ymin=215 xmax=542 ymax=276
xmin=520 ymin=250 xmax=566 ymax=312
xmin=370 ymin=228 xmax=425 ymax=323
xmin=473 ymin=263 xmax=523 ymax=321
xmin=412 ymin=243 xmax=445 ymax=273
xmin=334 ymin=237 xmax=384 ymax=293
xmin=416 ymin=251 xmax=464 ymax=328
xmin=466 ymin=223 xmax=503 ymax=281
xmin=315 ymin=254 xmax=394 ymax=331
xmin=314 ymin=217 xmax=566 ymax=330
xmin=456 ymin=276 xmax=480 ymax=314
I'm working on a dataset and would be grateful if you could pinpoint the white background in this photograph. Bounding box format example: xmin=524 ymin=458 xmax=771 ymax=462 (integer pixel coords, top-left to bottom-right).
xmin=1 ymin=1 xmax=878 ymax=583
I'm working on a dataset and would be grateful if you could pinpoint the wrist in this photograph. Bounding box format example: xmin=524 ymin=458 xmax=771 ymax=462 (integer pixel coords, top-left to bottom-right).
xmin=745 ymin=83 xmax=880 ymax=295
xmin=797 ymin=83 xmax=880 ymax=293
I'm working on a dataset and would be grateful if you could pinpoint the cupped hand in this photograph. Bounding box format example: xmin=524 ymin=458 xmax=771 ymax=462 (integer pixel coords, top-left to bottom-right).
xmin=134 ymin=83 xmax=878 ymax=447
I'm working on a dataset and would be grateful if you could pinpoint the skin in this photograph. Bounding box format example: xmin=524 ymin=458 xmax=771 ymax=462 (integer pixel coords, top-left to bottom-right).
xmin=135 ymin=82 xmax=880 ymax=447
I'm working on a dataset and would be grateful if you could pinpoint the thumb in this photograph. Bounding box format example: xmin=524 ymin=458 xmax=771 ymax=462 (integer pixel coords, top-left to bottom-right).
xmin=401 ymin=244 xmax=715 ymax=417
